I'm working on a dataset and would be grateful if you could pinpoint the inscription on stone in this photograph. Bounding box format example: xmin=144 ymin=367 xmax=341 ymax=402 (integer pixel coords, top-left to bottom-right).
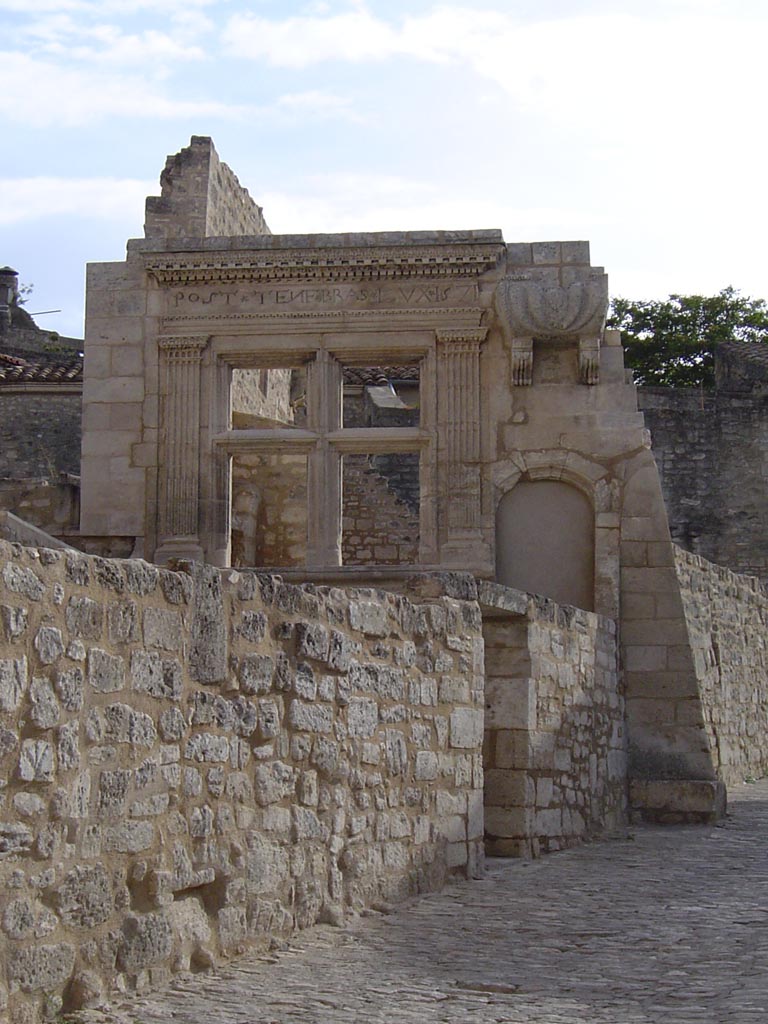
xmin=168 ymin=282 xmax=479 ymax=314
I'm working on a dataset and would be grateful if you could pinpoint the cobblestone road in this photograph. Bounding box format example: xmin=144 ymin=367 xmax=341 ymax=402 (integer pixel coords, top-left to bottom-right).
xmin=73 ymin=781 xmax=768 ymax=1024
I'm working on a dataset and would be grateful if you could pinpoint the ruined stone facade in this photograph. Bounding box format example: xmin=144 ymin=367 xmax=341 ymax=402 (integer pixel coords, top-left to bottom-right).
xmin=2 ymin=136 xmax=768 ymax=1021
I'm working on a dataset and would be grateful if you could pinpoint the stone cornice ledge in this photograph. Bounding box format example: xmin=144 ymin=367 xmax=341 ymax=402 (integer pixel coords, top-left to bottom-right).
xmin=143 ymin=240 xmax=506 ymax=285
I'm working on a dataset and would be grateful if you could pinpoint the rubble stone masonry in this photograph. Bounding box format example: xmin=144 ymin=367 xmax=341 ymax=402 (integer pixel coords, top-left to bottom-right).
xmin=0 ymin=540 xmax=483 ymax=1022
xmin=674 ymin=547 xmax=768 ymax=787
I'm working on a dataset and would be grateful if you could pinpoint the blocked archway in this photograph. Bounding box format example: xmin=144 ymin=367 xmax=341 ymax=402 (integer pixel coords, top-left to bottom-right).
xmin=496 ymin=479 xmax=594 ymax=611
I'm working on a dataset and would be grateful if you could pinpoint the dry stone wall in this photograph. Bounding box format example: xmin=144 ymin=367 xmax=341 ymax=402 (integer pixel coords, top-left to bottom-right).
xmin=0 ymin=540 xmax=484 ymax=1023
xmin=674 ymin=547 xmax=768 ymax=787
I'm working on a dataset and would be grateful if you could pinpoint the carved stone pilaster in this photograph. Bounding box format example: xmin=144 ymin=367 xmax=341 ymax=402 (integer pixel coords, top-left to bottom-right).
xmin=155 ymin=335 xmax=209 ymax=562
xmin=436 ymin=329 xmax=489 ymax=567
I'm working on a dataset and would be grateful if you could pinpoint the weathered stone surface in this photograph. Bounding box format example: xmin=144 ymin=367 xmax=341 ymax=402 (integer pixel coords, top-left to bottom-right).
xmin=65 ymin=596 xmax=103 ymax=640
xmin=3 ymin=562 xmax=44 ymax=601
xmin=347 ymin=697 xmax=379 ymax=738
xmin=117 ymin=912 xmax=173 ymax=972
xmin=55 ymin=865 xmax=114 ymax=928
xmin=29 ymin=677 xmax=60 ymax=728
xmin=56 ymin=667 xmax=84 ymax=711
xmin=107 ymin=600 xmax=138 ymax=644
xmin=33 ymin=625 xmax=64 ymax=665
xmin=239 ymin=653 xmax=274 ymax=694
xmin=131 ymin=650 xmax=182 ymax=700
xmin=184 ymin=733 xmax=229 ymax=763
xmin=88 ymin=649 xmax=125 ymax=693
xmin=0 ymin=655 xmax=27 ymax=711
xmin=0 ymin=537 xmax=485 ymax=1021
xmin=450 ymin=708 xmax=484 ymax=749
xmin=289 ymin=700 xmax=333 ymax=733
xmin=144 ymin=607 xmax=183 ymax=651
xmin=8 ymin=942 xmax=75 ymax=992
xmin=0 ymin=822 xmax=33 ymax=855
xmin=189 ymin=564 xmax=226 ymax=682
xmin=1 ymin=603 xmax=28 ymax=640
xmin=18 ymin=739 xmax=54 ymax=782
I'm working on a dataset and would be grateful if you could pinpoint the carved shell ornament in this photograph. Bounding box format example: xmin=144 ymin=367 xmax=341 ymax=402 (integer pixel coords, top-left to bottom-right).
xmin=495 ymin=273 xmax=608 ymax=385
xmin=496 ymin=276 xmax=608 ymax=338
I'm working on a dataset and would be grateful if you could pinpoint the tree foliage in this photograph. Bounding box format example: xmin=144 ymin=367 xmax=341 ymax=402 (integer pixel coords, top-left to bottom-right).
xmin=607 ymin=287 xmax=768 ymax=387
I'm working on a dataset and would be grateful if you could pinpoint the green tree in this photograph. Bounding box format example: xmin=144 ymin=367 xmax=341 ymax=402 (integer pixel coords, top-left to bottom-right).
xmin=607 ymin=287 xmax=768 ymax=387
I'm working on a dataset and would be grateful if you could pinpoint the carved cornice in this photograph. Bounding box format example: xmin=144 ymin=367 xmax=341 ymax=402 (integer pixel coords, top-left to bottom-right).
xmin=145 ymin=245 xmax=504 ymax=286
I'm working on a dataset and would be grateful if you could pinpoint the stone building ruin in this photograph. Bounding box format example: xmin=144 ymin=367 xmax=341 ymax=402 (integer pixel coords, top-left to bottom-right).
xmin=1 ymin=137 xmax=767 ymax=1021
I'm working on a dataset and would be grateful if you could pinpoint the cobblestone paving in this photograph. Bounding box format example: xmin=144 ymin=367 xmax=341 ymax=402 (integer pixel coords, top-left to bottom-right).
xmin=73 ymin=781 xmax=768 ymax=1024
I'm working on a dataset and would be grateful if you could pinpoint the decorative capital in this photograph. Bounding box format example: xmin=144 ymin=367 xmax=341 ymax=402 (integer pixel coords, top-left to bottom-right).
xmin=158 ymin=335 xmax=210 ymax=352
xmin=435 ymin=328 xmax=488 ymax=348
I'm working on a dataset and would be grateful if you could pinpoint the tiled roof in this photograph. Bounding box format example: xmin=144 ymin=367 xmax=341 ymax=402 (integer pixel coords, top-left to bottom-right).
xmin=0 ymin=356 xmax=83 ymax=385
xmin=343 ymin=365 xmax=420 ymax=386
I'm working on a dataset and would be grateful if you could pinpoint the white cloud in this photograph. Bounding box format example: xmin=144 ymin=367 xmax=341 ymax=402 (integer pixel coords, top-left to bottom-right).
xmin=0 ymin=177 xmax=153 ymax=226
xmin=0 ymin=52 xmax=246 ymax=125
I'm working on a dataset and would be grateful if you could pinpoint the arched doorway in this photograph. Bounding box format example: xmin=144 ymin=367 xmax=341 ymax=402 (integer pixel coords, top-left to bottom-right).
xmin=496 ymin=479 xmax=594 ymax=611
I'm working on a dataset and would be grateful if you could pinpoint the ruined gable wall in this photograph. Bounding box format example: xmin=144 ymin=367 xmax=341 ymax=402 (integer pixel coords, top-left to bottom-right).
xmin=0 ymin=541 xmax=483 ymax=1022
xmin=144 ymin=136 xmax=270 ymax=241
xmin=674 ymin=547 xmax=768 ymax=787
xmin=639 ymin=387 xmax=768 ymax=584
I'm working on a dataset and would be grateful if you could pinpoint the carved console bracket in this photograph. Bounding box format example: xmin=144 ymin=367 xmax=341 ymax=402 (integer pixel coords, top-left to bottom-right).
xmin=495 ymin=270 xmax=608 ymax=386
xmin=155 ymin=334 xmax=210 ymax=563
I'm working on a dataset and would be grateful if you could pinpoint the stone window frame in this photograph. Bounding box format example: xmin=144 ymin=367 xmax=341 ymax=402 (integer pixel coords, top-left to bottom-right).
xmin=206 ymin=338 xmax=437 ymax=570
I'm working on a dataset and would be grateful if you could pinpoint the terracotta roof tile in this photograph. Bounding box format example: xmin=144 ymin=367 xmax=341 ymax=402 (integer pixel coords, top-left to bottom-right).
xmin=0 ymin=358 xmax=83 ymax=385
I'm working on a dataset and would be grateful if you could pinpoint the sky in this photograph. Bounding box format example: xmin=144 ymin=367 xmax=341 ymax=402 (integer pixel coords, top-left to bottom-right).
xmin=2 ymin=0 xmax=767 ymax=340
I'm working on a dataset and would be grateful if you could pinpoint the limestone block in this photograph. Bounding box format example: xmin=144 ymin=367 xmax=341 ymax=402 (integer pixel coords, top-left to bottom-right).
xmin=347 ymin=697 xmax=379 ymax=738
xmin=18 ymin=739 xmax=54 ymax=782
xmin=2 ymin=563 xmax=44 ymax=601
xmin=449 ymin=707 xmax=484 ymax=749
xmin=88 ymin=649 xmax=125 ymax=692
xmin=289 ymin=700 xmax=333 ymax=733
xmin=0 ymin=822 xmax=33 ymax=855
xmin=239 ymin=654 xmax=274 ymax=694
xmin=484 ymin=805 xmax=533 ymax=838
xmin=7 ymin=943 xmax=75 ymax=993
xmin=143 ymin=607 xmax=183 ymax=651
xmin=117 ymin=912 xmax=173 ymax=972
xmin=0 ymin=656 xmax=27 ymax=711
xmin=33 ymin=626 xmax=64 ymax=665
xmin=56 ymin=667 xmax=83 ymax=711
xmin=415 ymin=750 xmax=439 ymax=780
xmin=238 ymin=610 xmax=267 ymax=643
xmin=1 ymin=604 xmax=28 ymax=640
xmin=55 ymin=865 xmax=114 ymax=928
xmin=349 ymin=600 xmax=389 ymax=637
xmin=103 ymin=821 xmax=155 ymax=853
xmin=131 ymin=651 xmax=182 ymax=701
xmin=484 ymin=676 xmax=536 ymax=730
